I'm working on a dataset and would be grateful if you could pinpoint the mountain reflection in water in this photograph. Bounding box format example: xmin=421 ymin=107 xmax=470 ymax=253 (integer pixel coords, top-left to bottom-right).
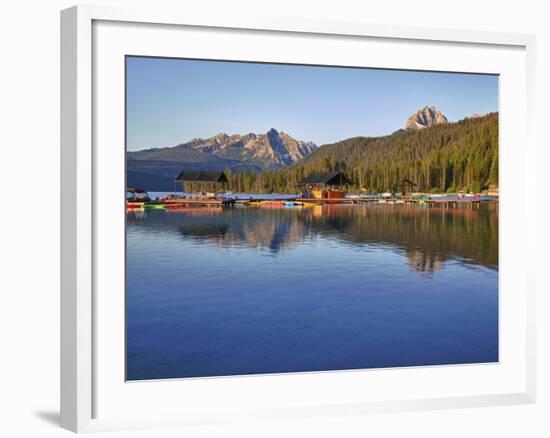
xmin=127 ymin=204 xmax=498 ymax=273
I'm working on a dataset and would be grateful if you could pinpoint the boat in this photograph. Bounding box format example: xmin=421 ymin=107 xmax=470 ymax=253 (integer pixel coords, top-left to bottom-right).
xmin=260 ymin=201 xmax=285 ymax=207
xmin=127 ymin=188 xmax=151 ymax=203
xmin=284 ymin=201 xmax=304 ymax=207
xmin=141 ymin=203 xmax=166 ymax=210
xmin=126 ymin=202 xmax=144 ymax=209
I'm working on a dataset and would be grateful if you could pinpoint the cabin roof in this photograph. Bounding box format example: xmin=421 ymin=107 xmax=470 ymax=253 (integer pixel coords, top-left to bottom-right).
xmin=175 ymin=171 xmax=229 ymax=183
xmin=298 ymin=171 xmax=351 ymax=186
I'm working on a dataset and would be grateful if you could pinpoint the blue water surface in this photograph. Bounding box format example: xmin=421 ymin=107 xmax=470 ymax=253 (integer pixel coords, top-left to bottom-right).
xmin=126 ymin=204 xmax=498 ymax=380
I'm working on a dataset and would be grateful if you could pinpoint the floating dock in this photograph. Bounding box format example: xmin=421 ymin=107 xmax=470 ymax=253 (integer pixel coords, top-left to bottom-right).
xmin=128 ymin=196 xmax=496 ymax=210
xmin=298 ymin=197 xmax=491 ymax=207
xmin=127 ymin=198 xmax=236 ymax=210
xmin=162 ymin=198 xmax=236 ymax=208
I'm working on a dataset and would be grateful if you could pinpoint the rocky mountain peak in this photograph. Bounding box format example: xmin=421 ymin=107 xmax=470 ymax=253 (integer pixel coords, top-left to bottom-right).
xmin=405 ymin=106 xmax=448 ymax=130
xmin=129 ymin=129 xmax=317 ymax=171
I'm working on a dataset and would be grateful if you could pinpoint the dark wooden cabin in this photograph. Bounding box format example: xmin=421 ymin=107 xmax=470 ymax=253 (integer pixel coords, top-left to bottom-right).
xmin=175 ymin=171 xmax=229 ymax=193
xmin=298 ymin=171 xmax=351 ymax=199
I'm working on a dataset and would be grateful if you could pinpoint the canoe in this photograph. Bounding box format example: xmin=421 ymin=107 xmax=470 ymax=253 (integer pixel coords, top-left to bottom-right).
xmin=142 ymin=204 xmax=166 ymax=210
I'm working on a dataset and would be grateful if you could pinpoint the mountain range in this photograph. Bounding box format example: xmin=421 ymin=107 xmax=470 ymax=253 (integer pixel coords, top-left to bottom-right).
xmin=127 ymin=128 xmax=317 ymax=190
xmin=127 ymin=106 xmax=495 ymax=192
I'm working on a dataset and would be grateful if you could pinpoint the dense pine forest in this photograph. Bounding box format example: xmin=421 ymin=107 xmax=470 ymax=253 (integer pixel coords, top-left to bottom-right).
xmin=220 ymin=113 xmax=498 ymax=194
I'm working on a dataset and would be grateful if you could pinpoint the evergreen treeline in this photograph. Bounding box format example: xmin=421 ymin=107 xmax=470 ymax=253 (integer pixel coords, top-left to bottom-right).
xmin=222 ymin=113 xmax=498 ymax=194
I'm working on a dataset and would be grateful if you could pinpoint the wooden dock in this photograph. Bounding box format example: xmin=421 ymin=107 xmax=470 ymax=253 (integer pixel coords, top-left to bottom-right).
xmin=162 ymin=198 xmax=236 ymax=208
xmin=128 ymin=196 xmax=496 ymax=210
xmin=299 ymin=197 xmax=377 ymax=204
xmin=127 ymin=198 xmax=236 ymax=210
xmin=299 ymin=197 xmax=493 ymax=207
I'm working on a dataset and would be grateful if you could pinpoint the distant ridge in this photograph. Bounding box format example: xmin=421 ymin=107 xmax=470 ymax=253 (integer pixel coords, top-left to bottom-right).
xmin=127 ymin=129 xmax=317 ymax=190
xmin=128 ymin=129 xmax=317 ymax=171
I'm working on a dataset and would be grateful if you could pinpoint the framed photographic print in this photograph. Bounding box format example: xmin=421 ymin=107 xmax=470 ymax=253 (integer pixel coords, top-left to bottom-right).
xmin=61 ymin=5 xmax=536 ymax=432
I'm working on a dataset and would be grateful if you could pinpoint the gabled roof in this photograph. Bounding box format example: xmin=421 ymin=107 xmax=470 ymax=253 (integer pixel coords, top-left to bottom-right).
xmin=175 ymin=171 xmax=228 ymax=183
xmin=298 ymin=171 xmax=351 ymax=186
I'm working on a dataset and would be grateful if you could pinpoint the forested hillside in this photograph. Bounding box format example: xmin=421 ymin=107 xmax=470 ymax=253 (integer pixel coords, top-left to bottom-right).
xmin=221 ymin=113 xmax=498 ymax=193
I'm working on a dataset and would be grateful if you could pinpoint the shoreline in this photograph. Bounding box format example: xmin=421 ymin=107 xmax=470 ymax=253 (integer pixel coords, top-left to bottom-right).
xmin=127 ymin=191 xmax=498 ymax=210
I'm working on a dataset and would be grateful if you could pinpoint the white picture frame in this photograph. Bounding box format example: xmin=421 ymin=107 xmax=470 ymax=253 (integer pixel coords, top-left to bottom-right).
xmin=61 ymin=4 xmax=536 ymax=433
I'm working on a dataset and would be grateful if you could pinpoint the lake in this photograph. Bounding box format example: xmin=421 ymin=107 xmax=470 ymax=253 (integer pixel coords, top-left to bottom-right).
xmin=126 ymin=203 xmax=498 ymax=380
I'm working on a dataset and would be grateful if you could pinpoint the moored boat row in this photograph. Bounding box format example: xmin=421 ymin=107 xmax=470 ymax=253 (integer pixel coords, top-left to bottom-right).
xmin=127 ymin=188 xmax=498 ymax=211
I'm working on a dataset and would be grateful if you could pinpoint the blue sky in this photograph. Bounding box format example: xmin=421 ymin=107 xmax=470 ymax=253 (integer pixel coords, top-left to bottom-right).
xmin=126 ymin=57 xmax=498 ymax=151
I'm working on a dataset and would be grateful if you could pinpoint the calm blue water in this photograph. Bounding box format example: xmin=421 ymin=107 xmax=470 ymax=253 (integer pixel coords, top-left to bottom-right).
xmin=126 ymin=204 xmax=498 ymax=380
